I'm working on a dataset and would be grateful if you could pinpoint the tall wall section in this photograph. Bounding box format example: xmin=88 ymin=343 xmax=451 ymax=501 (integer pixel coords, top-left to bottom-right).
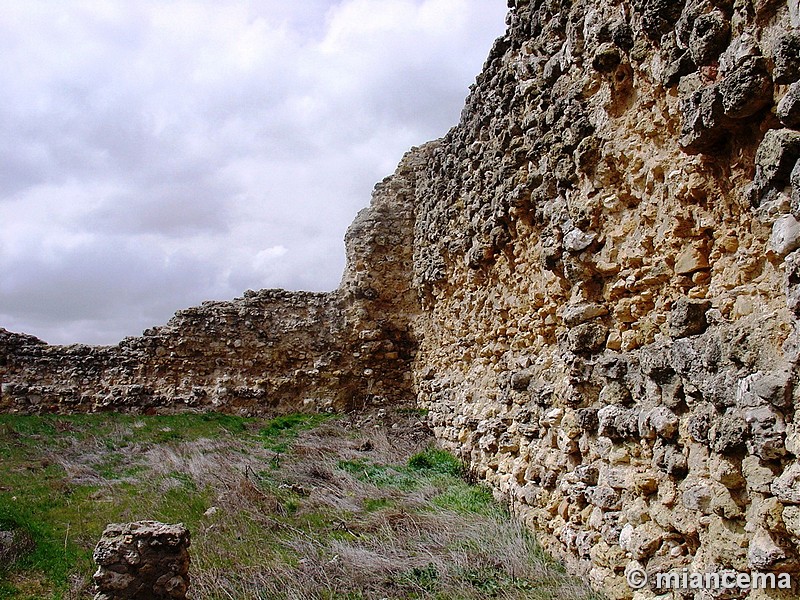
xmin=411 ymin=0 xmax=800 ymax=597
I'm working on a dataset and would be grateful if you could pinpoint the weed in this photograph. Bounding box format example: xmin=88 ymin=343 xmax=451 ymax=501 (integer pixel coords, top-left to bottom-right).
xmin=408 ymin=447 xmax=464 ymax=477
xmin=0 ymin=410 xmax=602 ymax=600
xmin=260 ymin=413 xmax=333 ymax=452
xmin=336 ymin=458 xmax=416 ymax=489
xmin=432 ymin=483 xmax=501 ymax=517
xmin=396 ymin=562 xmax=439 ymax=592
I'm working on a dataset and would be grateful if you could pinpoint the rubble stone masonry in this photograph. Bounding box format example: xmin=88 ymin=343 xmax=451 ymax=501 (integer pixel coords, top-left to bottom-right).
xmin=3 ymin=1 xmax=800 ymax=597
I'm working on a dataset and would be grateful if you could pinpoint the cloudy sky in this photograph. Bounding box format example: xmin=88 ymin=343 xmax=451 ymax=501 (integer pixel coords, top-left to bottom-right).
xmin=0 ymin=0 xmax=507 ymax=345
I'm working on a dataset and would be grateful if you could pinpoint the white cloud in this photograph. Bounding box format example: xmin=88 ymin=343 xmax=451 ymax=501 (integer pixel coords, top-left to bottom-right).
xmin=0 ymin=0 xmax=507 ymax=344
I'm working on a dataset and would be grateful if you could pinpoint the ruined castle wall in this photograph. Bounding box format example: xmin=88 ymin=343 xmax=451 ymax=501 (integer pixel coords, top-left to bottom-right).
xmin=411 ymin=0 xmax=800 ymax=597
xmin=3 ymin=1 xmax=800 ymax=597
xmin=0 ymin=291 xmax=357 ymax=413
xmin=0 ymin=149 xmax=425 ymax=415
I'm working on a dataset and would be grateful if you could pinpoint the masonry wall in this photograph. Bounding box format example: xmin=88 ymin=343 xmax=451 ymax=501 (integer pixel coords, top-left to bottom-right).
xmin=410 ymin=0 xmax=800 ymax=597
xmin=0 ymin=148 xmax=426 ymax=415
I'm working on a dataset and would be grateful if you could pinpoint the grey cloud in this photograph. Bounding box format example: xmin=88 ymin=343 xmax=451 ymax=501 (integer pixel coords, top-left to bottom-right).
xmin=0 ymin=0 xmax=508 ymax=345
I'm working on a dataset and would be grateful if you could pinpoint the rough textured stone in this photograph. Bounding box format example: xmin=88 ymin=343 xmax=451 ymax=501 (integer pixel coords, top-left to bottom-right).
xmin=673 ymin=246 xmax=709 ymax=275
xmin=689 ymin=12 xmax=730 ymax=67
xmin=784 ymin=505 xmax=800 ymax=538
xmin=93 ymin=521 xmax=190 ymax=600
xmin=750 ymin=128 xmax=800 ymax=205
xmin=772 ymin=462 xmax=800 ymax=503
xmin=786 ymin=248 xmax=800 ymax=314
xmin=669 ymin=298 xmax=711 ymax=338
xmin=679 ymin=85 xmax=726 ymax=153
xmin=719 ymin=57 xmax=773 ymax=119
xmin=777 ymin=82 xmax=800 ymax=128
xmin=747 ymin=527 xmax=787 ymax=570
xmin=770 ymin=214 xmax=800 ymax=256
xmin=773 ymin=30 xmax=800 ymax=84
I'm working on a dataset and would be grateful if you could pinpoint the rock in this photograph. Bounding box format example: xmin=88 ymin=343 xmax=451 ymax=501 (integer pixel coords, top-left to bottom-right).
xmin=687 ymin=403 xmax=716 ymax=444
xmin=567 ymin=322 xmax=609 ymax=354
xmin=592 ymin=43 xmax=622 ymax=72
xmin=577 ymin=408 xmax=599 ymax=433
xmin=773 ymin=30 xmax=800 ymax=84
xmin=598 ymin=405 xmax=639 ymax=440
xmin=745 ymin=405 xmax=787 ymax=460
xmin=747 ymin=527 xmax=787 ymax=570
xmin=709 ymin=455 xmax=745 ymax=489
xmin=679 ymin=85 xmax=725 ymax=153
xmin=602 ymin=466 xmax=631 ymax=489
xmin=784 ymin=505 xmax=800 ymax=538
xmin=587 ymin=485 xmax=622 ymax=510
xmin=688 ymin=11 xmax=730 ymax=66
xmin=719 ymin=57 xmax=773 ymax=119
xmin=682 ymin=481 xmax=714 ymax=513
xmin=711 ymin=413 xmax=748 ymax=455
xmin=777 ymin=82 xmax=800 ymax=128
xmin=653 ymin=443 xmax=688 ymax=477
xmin=510 ymin=369 xmax=534 ymax=391
xmin=737 ymin=370 xmax=793 ymax=409
xmin=93 ymin=521 xmax=191 ymax=600
xmin=743 ymin=456 xmax=776 ymax=493
xmin=632 ymin=0 xmax=685 ymax=40
xmin=719 ymin=33 xmax=761 ymax=74
xmin=792 ymin=160 xmax=800 ymax=217
xmin=628 ymin=522 xmax=664 ymax=560
xmin=750 ymin=128 xmax=800 ymax=205
xmin=599 ymin=381 xmax=632 ymax=405
xmin=639 ymin=406 xmax=679 ymax=440
xmin=669 ymin=298 xmax=711 ymax=338
xmin=561 ymin=303 xmax=609 ymax=326
xmin=786 ymin=249 xmax=800 ymax=314
xmin=575 ymin=464 xmax=600 ymax=485
xmin=772 ymin=462 xmax=800 ymax=503
xmin=563 ymin=227 xmax=596 ymax=253
xmin=674 ymin=246 xmax=709 ymax=275
xmin=769 ymin=214 xmax=800 ymax=256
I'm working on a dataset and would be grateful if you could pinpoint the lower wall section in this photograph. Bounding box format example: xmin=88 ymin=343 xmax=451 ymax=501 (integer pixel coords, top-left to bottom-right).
xmin=0 ymin=289 xmax=413 ymax=415
xmin=421 ymin=309 xmax=800 ymax=599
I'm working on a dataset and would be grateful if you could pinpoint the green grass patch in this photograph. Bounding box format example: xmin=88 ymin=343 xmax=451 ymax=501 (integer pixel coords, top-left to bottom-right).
xmin=362 ymin=497 xmax=393 ymax=512
xmin=396 ymin=563 xmax=440 ymax=593
xmin=432 ymin=483 xmax=501 ymax=517
xmin=408 ymin=447 xmax=464 ymax=477
xmin=260 ymin=412 xmax=333 ymax=452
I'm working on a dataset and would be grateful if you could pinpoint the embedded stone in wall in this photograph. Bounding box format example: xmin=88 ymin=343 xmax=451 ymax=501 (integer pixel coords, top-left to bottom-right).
xmin=93 ymin=521 xmax=190 ymax=600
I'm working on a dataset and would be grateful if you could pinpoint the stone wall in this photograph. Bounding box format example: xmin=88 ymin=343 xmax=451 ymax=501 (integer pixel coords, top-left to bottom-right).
xmin=2 ymin=0 xmax=800 ymax=597
xmin=0 ymin=148 xmax=425 ymax=415
xmin=411 ymin=0 xmax=800 ymax=597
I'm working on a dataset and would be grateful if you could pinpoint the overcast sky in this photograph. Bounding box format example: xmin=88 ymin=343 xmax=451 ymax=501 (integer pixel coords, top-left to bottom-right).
xmin=0 ymin=0 xmax=507 ymax=346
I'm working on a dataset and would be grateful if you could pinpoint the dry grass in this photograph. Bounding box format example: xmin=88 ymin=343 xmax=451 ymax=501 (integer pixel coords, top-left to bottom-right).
xmin=0 ymin=410 xmax=603 ymax=600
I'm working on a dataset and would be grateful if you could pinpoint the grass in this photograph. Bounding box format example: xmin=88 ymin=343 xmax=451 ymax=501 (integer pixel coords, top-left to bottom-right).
xmin=0 ymin=409 xmax=602 ymax=600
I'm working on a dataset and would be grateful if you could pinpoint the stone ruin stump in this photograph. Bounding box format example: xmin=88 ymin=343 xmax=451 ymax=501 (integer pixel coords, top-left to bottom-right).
xmin=92 ymin=521 xmax=190 ymax=600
